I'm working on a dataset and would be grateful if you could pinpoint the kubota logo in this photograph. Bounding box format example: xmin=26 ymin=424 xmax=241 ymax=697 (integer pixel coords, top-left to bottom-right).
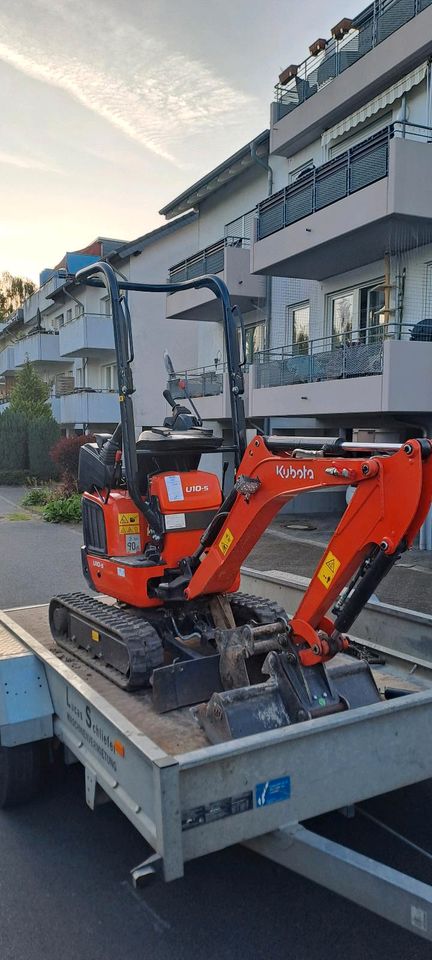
xmin=276 ymin=464 xmax=315 ymax=481
xmin=186 ymin=484 xmax=209 ymax=493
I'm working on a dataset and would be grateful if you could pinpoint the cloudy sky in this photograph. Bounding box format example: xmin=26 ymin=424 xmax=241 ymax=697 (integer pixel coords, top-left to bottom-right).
xmin=0 ymin=0 xmax=358 ymax=281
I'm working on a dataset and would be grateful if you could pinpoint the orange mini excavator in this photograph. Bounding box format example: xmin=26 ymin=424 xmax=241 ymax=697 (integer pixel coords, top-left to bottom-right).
xmin=50 ymin=262 xmax=432 ymax=743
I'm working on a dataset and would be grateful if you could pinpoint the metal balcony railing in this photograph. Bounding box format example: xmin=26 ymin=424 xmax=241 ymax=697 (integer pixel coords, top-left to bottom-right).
xmin=257 ymin=123 xmax=432 ymax=241
xmin=59 ymin=311 xmax=111 ymax=327
xmin=255 ymin=322 xmax=425 ymax=388
xmin=168 ymin=236 xmax=250 ymax=284
xmin=168 ymin=363 xmax=228 ymax=398
xmin=273 ymin=0 xmax=432 ymax=121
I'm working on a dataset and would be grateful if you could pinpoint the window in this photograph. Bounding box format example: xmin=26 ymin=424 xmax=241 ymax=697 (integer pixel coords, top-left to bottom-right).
xmin=66 ymin=308 xmax=72 ymax=323
xmin=103 ymin=363 xmax=117 ymax=390
xmin=74 ymin=303 xmax=82 ymax=318
xmin=424 ymin=263 xmax=432 ymax=317
xmin=286 ymin=302 xmax=310 ymax=353
xmin=331 ymin=293 xmax=354 ymax=341
xmin=101 ymin=297 xmax=111 ymax=316
xmin=55 ymin=313 xmax=64 ymax=328
xmin=328 ymin=281 xmax=385 ymax=345
xmin=243 ymin=322 xmax=265 ymax=364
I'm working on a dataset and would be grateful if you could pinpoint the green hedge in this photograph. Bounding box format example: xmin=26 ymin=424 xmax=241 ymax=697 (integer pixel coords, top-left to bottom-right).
xmin=0 ymin=410 xmax=28 ymax=470
xmin=0 ymin=409 xmax=61 ymax=482
xmin=0 ymin=469 xmax=29 ymax=485
xmin=28 ymin=419 xmax=60 ymax=481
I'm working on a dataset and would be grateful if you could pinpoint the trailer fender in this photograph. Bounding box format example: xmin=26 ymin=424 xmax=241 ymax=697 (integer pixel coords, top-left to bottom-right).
xmin=0 ymin=644 xmax=54 ymax=747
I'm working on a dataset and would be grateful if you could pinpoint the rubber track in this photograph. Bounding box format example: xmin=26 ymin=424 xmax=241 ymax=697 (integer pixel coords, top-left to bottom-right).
xmin=229 ymin=592 xmax=288 ymax=626
xmin=50 ymin=592 xmax=164 ymax=691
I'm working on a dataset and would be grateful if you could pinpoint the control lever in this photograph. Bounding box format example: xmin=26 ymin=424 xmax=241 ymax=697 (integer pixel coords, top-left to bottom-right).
xmin=163 ymin=388 xmax=177 ymax=409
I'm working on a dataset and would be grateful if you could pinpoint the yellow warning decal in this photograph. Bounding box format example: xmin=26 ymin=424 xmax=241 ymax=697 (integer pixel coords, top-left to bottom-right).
xmin=317 ymin=550 xmax=341 ymax=589
xmin=91 ymin=629 xmax=100 ymax=643
xmin=219 ymin=527 xmax=234 ymax=555
xmin=118 ymin=512 xmax=139 ymax=535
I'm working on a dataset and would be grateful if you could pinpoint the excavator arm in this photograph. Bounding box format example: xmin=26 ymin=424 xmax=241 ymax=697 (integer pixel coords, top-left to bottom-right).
xmin=186 ymin=435 xmax=432 ymax=666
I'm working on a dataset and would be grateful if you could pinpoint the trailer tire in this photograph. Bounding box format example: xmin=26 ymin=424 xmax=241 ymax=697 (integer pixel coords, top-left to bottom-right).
xmin=0 ymin=742 xmax=43 ymax=808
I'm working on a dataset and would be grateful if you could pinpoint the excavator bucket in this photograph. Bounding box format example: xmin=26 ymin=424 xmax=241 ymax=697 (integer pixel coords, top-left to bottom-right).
xmin=194 ymin=655 xmax=381 ymax=744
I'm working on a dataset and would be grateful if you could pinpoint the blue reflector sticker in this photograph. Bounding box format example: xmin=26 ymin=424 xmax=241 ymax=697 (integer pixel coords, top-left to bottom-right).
xmin=256 ymin=776 xmax=291 ymax=807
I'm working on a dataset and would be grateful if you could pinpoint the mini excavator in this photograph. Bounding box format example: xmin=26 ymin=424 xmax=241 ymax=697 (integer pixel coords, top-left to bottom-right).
xmin=50 ymin=262 xmax=432 ymax=743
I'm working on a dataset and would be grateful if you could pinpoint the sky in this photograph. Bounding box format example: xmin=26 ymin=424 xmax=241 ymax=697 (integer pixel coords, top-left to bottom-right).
xmin=0 ymin=0 xmax=360 ymax=282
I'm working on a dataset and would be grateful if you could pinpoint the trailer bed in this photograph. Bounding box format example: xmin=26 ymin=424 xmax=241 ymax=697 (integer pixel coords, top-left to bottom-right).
xmin=3 ymin=600 xmax=432 ymax=941
xmin=8 ymin=604 xmax=207 ymax=755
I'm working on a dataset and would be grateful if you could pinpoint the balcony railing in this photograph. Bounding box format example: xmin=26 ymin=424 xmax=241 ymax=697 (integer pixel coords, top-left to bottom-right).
xmin=168 ymin=363 xmax=227 ymax=398
xmin=255 ymin=322 xmax=423 ymax=388
xmin=257 ymin=123 xmax=431 ymax=241
xmin=273 ymin=0 xmax=432 ymax=121
xmin=168 ymin=237 xmax=250 ymax=284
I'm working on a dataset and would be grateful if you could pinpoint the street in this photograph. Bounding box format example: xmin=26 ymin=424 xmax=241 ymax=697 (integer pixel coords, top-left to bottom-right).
xmin=0 ymin=486 xmax=431 ymax=959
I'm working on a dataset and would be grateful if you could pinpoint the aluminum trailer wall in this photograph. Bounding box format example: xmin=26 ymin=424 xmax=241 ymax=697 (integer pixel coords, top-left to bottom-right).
xmin=2 ymin=605 xmax=432 ymax=941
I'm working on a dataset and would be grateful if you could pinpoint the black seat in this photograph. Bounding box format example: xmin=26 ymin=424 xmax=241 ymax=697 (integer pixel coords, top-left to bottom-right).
xmin=136 ymin=428 xmax=223 ymax=493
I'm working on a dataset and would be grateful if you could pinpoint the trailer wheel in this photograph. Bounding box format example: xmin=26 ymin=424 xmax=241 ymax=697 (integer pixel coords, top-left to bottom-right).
xmin=0 ymin=742 xmax=43 ymax=808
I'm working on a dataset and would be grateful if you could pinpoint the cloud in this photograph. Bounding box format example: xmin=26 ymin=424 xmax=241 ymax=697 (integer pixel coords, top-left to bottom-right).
xmin=0 ymin=150 xmax=61 ymax=173
xmin=0 ymin=2 xmax=257 ymax=167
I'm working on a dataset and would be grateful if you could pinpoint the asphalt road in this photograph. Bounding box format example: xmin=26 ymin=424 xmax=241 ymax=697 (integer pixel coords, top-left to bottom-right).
xmin=1 ymin=486 xmax=432 ymax=959
xmin=0 ymin=486 xmax=85 ymax=607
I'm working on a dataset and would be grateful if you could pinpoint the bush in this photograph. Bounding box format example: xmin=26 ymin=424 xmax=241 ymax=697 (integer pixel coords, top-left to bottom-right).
xmin=0 ymin=469 xmax=29 ymax=485
xmin=50 ymin=434 xmax=95 ymax=492
xmin=22 ymin=488 xmax=51 ymax=507
xmin=0 ymin=409 xmax=28 ymax=470
xmin=43 ymin=494 xmax=82 ymax=524
xmin=28 ymin=419 xmax=60 ymax=481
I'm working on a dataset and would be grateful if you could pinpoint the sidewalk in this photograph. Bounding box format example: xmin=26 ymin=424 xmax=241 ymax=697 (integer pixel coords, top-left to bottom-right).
xmin=248 ymin=515 xmax=432 ymax=616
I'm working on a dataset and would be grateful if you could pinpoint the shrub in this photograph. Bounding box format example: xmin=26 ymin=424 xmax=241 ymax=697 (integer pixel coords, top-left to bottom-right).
xmin=43 ymin=494 xmax=82 ymax=524
xmin=22 ymin=487 xmax=51 ymax=507
xmin=9 ymin=359 xmax=52 ymax=419
xmin=50 ymin=434 xmax=95 ymax=491
xmin=28 ymin=418 xmax=60 ymax=481
xmin=0 ymin=409 xmax=28 ymax=469
xmin=0 ymin=469 xmax=29 ymax=485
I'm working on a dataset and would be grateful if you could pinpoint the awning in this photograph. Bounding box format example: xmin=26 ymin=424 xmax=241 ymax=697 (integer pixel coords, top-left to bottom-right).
xmin=322 ymin=61 xmax=428 ymax=146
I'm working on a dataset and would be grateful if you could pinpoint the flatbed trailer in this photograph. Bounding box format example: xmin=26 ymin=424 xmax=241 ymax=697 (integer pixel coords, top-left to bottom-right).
xmin=2 ymin=596 xmax=432 ymax=942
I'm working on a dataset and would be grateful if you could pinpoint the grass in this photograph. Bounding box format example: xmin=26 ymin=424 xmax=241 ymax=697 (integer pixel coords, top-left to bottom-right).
xmin=7 ymin=512 xmax=33 ymax=522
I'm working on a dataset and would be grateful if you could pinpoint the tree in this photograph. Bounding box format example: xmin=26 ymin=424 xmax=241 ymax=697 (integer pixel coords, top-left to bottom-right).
xmin=0 ymin=272 xmax=36 ymax=322
xmin=9 ymin=360 xmax=52 ymax=419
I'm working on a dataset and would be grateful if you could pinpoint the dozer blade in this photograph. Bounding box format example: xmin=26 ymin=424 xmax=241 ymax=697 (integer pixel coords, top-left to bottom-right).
xmin=152 ymin=655 xmax=223 ymax=713
xmin=49 ymin=593 xmax=164 ymax=690
xmin=194 ymin=654 xmax=381 ymax=744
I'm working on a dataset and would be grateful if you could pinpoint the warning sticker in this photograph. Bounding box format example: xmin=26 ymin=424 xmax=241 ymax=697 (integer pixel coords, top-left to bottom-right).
xmin=118 ymin=512 xmax=139 ymax=534
xmin=317 ymin=550 xmax=341 ymax=589
xmin=219 ymin=528 xmax=234 ymax=555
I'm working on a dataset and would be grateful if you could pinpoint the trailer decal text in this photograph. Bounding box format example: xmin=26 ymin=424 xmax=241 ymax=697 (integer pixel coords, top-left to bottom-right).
xmin=65 ymin=687 xmax=125 ymax=772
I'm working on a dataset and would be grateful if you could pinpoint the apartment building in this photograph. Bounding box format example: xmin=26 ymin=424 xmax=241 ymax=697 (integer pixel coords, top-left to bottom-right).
xmin=249 ymin=0 xmax=432 ymax=448
xmin=0 ymin=238 xmax=124 ymax=433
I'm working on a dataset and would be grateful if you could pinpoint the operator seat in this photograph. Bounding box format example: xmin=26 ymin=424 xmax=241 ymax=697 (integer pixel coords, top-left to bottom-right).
xmin=136 ymin=426 xmax=223 ymax=494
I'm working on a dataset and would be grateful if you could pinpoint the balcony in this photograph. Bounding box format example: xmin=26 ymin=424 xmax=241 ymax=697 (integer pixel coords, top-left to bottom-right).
xmin=166 ymin=237 xmax=265 ymax=321
xmin=59 ymin=313 xmax=115 ymax=359
xmin=57 ymin=389 xmax=119 ymax=427
xmin=271 ymin=0 xmax=432 ymax=157
xmin=253 ymin=125 xmax=432 ymax=280
xmin=169 ymin=365 xmax=250 ymax=420
xmin=14 ymin=332 xmax=64 ymax=367
xmin=0 ymin=347 xmax=16 ymax=376
xmin=249 ymin=323 xmax=432 ymax=419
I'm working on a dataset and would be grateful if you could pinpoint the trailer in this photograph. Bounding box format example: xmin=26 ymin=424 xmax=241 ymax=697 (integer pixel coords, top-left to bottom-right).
xmin=2 ymin=592 xmax=432 ymax=943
